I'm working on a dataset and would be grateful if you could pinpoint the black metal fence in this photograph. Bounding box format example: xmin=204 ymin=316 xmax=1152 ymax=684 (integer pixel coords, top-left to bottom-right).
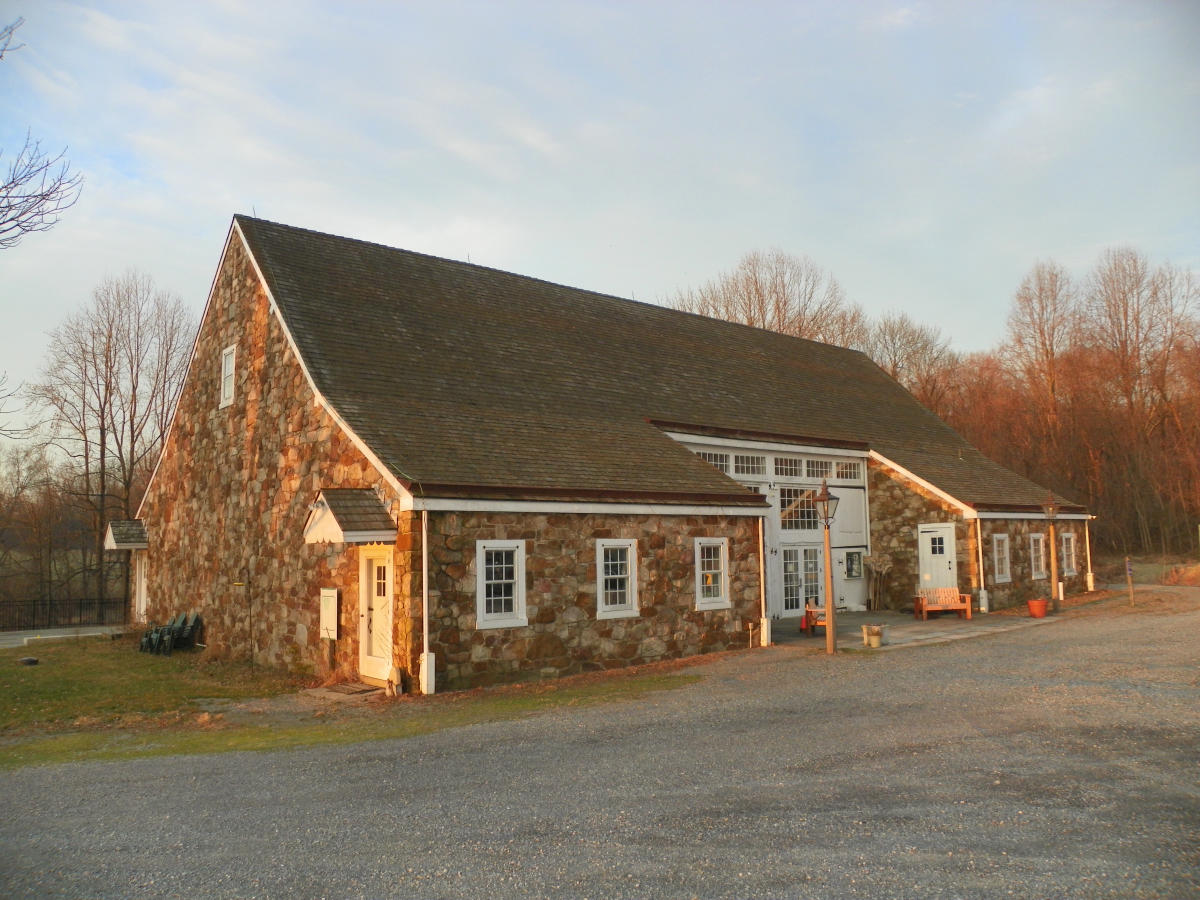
xmin=0 ymin=597 xmax=128 ymax=632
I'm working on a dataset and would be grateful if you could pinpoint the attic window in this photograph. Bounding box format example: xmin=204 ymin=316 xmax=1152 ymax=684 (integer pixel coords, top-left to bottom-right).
xmin=835 ymin=461 xmax=862 ymax=480
xmin=774 ymin=457 xmax=802 ymax=477
xmin=219 ymin=345 xmax=236 ymax=408
xmin=734 ymin=455 xmax=766 ymax=476
xmin=806 ymin=459 xmax=832 ymax=479
xmin=697 ymin=451 xmax=730 ymax=473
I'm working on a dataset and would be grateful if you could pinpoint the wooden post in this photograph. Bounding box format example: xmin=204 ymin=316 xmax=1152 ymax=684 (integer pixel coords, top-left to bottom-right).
xmin=1048 ymin=520 xmax=1059 ymax=614
xmin=1126 ymin=556 xmax=1135 ymax=607
xmin=823 ymin=522 xmax=836 ymax=655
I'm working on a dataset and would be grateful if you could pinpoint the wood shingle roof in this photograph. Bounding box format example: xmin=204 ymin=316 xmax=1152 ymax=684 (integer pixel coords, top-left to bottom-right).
xmin=235 ymin=215 xmax=1077 ymax=512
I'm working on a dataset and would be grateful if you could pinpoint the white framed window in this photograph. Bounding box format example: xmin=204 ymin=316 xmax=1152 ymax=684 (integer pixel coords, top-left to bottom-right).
xmin=694 ymin=537 xmax=730 ymax=610
xmin=835 ymin=461 xmax=862 ymax=481
xmin=1030 ymin=533 xmax=1047 ymax=580
xmin=992 ymin=533 xmax=1011 ymax=584
xmin=845 ymin=550 xmax=863 ymax=579
xmin=1061 ymin=532 xmax=1077 ymax=576
xmin=806 ymin=459 xmax=832 ymax=479
xmin=734 ymin=454 xmax=765 ymax=476
xmin=596 ymin=539 xmax=638 ymax=620
xmin=780 ymin=487 xmax=817 ymax=530
xmin=475 ymin=540 xmax=527 ymax=629
xmin=697 ymin=451 xmax=729 ymax=473
xmin=219 ymin=345 xmax=236 ymax=408
xmin=774 ymin=456 xmax=803 ymax=477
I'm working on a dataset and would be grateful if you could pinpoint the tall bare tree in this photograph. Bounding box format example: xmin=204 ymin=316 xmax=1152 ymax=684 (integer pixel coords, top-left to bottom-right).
xmin=0 ymin=371 xmax=23 ymax=438
xmin=0 ymin=19 xmax=83 ymax=250
xmin=863 ymin=311 xmax=957 ymax=416
xmin=668 ymin=249 xmax=865 ymax=346
xmin=29 ymin=271 xmax=194 ymax=603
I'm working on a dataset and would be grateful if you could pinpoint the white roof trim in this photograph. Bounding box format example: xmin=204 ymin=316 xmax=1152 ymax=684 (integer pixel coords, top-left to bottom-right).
xmin=868 ymin=450 xmax=976 ymax=517
xmin=665 ymin=432 xmax=869 ymax=458
xmin=412 ymin=497 xmax=765 ymax=516
xmin=976 ymin=511 xmax=1092 ymax=521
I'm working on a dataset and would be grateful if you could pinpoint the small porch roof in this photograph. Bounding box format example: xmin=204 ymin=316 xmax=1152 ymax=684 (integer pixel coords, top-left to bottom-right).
xmin=303 ymin=489 xmax=397 ymax=545
xmin=104 ymin=520 xmax=148 ymax=550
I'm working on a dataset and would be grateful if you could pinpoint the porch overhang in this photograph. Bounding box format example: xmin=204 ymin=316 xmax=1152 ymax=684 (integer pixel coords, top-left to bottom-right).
xmin=303 ymin=489 xmax=397 ymax=545
xmin=104 ymin=520 xmax=148 ymax=550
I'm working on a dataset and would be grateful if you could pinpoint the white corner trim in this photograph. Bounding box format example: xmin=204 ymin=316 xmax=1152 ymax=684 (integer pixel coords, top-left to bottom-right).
xmin=868 ymin=450 xmax=975 ymax=517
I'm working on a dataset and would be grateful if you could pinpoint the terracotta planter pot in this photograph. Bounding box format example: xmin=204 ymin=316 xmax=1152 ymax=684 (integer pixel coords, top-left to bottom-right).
xmin=1027 ymin=598 xmax=1049 ymax=618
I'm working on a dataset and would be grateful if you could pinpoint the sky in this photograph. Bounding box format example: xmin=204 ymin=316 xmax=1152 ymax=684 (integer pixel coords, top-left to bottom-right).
xmin=2 ymin=0 xmax=1198 ymax=420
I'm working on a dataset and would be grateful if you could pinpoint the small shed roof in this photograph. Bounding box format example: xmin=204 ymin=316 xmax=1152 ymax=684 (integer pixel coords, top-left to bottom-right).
xmin=104 ymin=520 xmax=148 ymax=550
xmin=303 ymin=489 xmax=397 ymax=545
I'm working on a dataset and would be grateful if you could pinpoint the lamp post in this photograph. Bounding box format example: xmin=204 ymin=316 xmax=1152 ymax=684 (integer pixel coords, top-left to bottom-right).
xmin=1042 ymin=493 xmax=1059 ymax=614
xmin=814 ymin=479 xmax=840 ymax=655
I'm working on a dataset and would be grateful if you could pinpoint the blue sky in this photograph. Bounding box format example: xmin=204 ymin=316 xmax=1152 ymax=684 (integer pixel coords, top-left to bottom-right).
xmin=2 ymin=1 xmax=1197 ymax=412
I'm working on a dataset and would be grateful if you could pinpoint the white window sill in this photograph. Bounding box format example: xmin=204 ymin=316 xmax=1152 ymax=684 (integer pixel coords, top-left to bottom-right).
xmin=477 ymin=615 xmax=527 ymax=630
xmin=696 ymin=598 xmax=731 ymax=611
xmin=597 ymin=607 xmax=639 ymax=621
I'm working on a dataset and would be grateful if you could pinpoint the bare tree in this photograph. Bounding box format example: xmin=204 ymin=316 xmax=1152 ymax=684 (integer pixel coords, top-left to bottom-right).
xmin=0 ymin=371 xmax=24 ymax=438
xmin=862 ymin=311 xmax=957 ymax=416
xmin=0 ymin=19 xmax=83 ymax=250
xmin=28 ymin=271 xmax=195 ymax=603
xmin=668 ymin=249 xmax=864 ymax=346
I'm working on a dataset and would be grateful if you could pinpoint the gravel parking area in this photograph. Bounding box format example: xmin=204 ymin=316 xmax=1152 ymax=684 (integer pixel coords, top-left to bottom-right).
xmin=2 ymin=590 xmax=1197 ymax=899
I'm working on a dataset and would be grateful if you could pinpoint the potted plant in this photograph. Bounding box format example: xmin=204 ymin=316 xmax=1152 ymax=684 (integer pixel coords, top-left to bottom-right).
xmin=1027 ymin=597 xmax=1049 ymax=618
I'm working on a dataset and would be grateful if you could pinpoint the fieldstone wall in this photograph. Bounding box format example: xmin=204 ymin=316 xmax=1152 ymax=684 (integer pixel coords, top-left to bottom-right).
xmin=421 ymin=511 xmax=761 ymax=691
xmin=979 ymin=518 xmax=1089 ymax=609
xmin=868 ymin=460 xmax=973 ymax=608
xmin=138 ymin=231 xmax=408 ymax=680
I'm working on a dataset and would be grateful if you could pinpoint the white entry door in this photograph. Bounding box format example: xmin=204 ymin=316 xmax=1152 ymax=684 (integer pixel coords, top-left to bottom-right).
xmin=917 ymin=523 xmax=958 ymax=591
xmin=359 ymin=549 xmax=393 ymax=682
xmin=133 ymin=551 xmax=148 ymax=623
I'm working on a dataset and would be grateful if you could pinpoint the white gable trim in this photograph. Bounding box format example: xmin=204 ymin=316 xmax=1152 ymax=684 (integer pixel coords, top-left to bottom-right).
xmin=664 ymin=432 xmax=869 ymax=458
xmin=231 ymin=221 xmax=416 ymax=508
xmin=868 ymin=450 xmax=976 ymax=518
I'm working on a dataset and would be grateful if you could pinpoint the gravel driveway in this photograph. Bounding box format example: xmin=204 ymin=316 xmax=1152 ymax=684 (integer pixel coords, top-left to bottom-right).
xmin=2 ymin=591 xmax=1197 ymax=899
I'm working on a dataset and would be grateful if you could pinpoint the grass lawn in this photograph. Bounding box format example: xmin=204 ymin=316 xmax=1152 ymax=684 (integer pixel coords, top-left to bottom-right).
xmin=0 ymin=635 xmax=310 ymax=731
xmin=0 ymin=635 xmax=702 ymax=770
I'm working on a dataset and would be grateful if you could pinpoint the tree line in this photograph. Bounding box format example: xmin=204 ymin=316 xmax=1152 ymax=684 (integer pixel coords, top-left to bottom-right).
xmin=669 ymin=247 xmax=1199 ymax=555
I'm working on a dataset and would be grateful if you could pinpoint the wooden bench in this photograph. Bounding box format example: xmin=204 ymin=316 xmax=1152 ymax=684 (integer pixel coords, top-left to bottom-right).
xmin=802 ymin=605 xmax=826 ymax=634
xmin=913 ymin=587 xmax=972 ymax=620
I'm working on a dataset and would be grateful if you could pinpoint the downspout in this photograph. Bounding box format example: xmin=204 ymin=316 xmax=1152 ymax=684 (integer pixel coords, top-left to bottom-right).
xmin=419 ymin=507 xmax=434 ymax=694
xmin=1084 ymin=516 xmax=1095 ymax=592
xmin=757 ymin=515 xmax=769 ymax=646
xmin=974 ymin=518 xmax=989 ymax=613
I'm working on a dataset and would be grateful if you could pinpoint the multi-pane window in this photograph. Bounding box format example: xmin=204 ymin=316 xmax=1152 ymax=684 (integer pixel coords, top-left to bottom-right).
xmin=1061 ymin=532 xmax=1077 ymax=575
xmin=780 ymin=487 xmax=817 ymax=530
xmin=806 ymin=459 xmax=832 ymax=480
xmin=802 ymin=547 xmax=821 ymax=606
xmin=596 ymin=539 xmax=638 ymax=619
xmin=694 ymin=538 xmax=730 ymax=609
xmin=835 ymin=461 xmax=861 ymax=480
xmin=697 ymin=451 xmax=729 ymax=473
xmin=1030 ymin=533 xmax=1047 ymax=579
xmin=993 ymin=533 xmax=1011 ymax=584
xmin=219 ymin=345 xmax=236 ymax=408
xmin=782 ymin=548 xmax=802 ymax=612
xmin=774 ymin=457 xmax=803 ymax=477
xmin=930 ymin=536 xmax=945 ymax=555
xmin=734 ymin=454 xmax=766 ymax=476
xmin=475 ymin=540 xmax=527 ymax=628
xmin=845 ymin=551 xmax=863 ymax=579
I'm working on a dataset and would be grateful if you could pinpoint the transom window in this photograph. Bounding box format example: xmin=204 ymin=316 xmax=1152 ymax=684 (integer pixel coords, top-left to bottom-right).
xmin=780 ymin=487 xmax=817 ymax=530
xmin=694 ymin=538 xmax=730 ymax=610
xmin=774 ymin=457 xmax=803 ymax=477
xmin=219 ymin=345 xmax=236 ymax=408
xmin=697 ymin=451 xmax=729 ymax=473
xmin=734 ymin=455 xmax=766 ymax=476
xmin=993 ymin=533 xmax=1011 ymax=584
xmin=596 ymin=539 xmax=638 ymax=620
xmin=835 ymin=461 xmax=861 ymax=480
xmin=475 ymin=540 xmax=527 ymax=628
xmin=806 ymin=459 xmax=832 ymax=479
xmin=1030 ymin=533 xmax=1047 ymax=579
